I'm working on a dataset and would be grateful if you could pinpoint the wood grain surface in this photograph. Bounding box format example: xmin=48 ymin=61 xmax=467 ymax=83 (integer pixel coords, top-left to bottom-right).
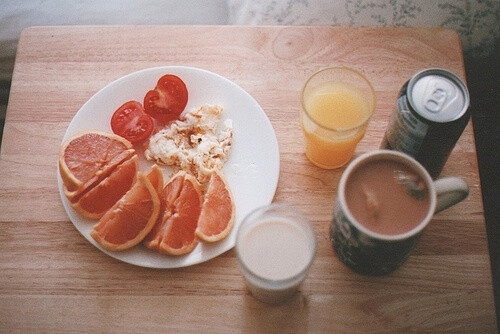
xmin=0 ymin=26 xmax=496 ymax=333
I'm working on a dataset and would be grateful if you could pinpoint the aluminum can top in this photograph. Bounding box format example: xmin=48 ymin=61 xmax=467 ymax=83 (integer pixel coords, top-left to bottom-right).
xmin=408 ymin=68 xmax=469 ymax=123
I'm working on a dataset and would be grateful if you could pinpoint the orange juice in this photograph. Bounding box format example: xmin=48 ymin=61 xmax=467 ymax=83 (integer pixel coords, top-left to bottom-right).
xmin=302 ymin=81 xmax=373 ymax=168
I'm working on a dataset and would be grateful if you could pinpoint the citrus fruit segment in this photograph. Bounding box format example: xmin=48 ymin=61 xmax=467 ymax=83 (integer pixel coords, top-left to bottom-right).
xmin=63 ymin=148 xmax=136 ymax=203
xmin=142 ymin=164 xmax=166 ymax=246
xmin=90 ymin=172 xmax=160 ymax=251
xmin=143 ymin=171 xmax=185 ymax=250
xmin=196 ymin=170 xmax=235 ymax=243
xmin=71 ymin=155 xmax=139 ymax=219
xmin=144 ymin=171 xmax=203 ymax=255
xmin=59 ymin=130 xmax=134 ymax=193
xmin=144 ymin=164 xmax=164 ymax=196
xmin=160 ymin=173 xmax=203 ymax=255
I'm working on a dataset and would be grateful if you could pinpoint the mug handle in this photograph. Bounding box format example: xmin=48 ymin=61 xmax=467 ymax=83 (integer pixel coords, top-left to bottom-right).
xmin=434 ymin=177 xmax=469 ymax=213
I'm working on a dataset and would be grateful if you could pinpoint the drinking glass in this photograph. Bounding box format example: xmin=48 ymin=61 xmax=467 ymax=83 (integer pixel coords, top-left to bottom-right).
xmin=300 ymin=67 xmax=376 ymax=169
xmin=236 ymin=203 xmax=316 ymax=304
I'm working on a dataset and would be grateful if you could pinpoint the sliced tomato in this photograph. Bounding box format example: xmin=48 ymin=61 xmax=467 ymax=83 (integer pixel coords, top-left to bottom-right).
xmin=111 ymin=101 xmax=154 ymax=143
xmin=143 ymin=74 xmax=188 ymax=122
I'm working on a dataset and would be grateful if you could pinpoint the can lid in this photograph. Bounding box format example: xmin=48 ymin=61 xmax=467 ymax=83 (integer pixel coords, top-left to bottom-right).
xmin=408 ymin=68 xmax=469 ymax=123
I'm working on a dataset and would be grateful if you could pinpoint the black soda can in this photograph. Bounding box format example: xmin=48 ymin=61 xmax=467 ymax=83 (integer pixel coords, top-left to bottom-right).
xmin=381 ymin=68 xmax=470 ymax=178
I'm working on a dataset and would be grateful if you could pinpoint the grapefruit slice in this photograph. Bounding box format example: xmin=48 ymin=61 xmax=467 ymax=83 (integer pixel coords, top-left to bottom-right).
xmin=144 ymin=171 xmax=184 ymax=251
xmin=63 ymin=149 xmax=135 ymax=203
xmin=90 ymin=172 xmax=160 ymax=251
xmin=71 ymin=155 xmax=139 ymax=219
xmin=196 ymin=170 xmax=235 ymax=243
xmin=59 ymin=130 xmax=134 ymax=195
xmin=161 ymin=173 xmax=203 ymax=255
xmin=145 ymin=164 xmax=164 ymax=197
xmin=144 ymin=171 xmax=204 ymax=255
xmin=142 ymin=164 xmax=166 ymax=245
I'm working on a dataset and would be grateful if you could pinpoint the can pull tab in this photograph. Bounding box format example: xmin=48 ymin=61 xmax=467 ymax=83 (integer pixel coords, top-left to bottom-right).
xmin=424 ymin=78 xmax=456 ymax=113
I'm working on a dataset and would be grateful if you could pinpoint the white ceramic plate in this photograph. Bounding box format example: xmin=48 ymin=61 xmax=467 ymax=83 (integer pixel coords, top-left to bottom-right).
xmin=57 ymin=66 xmax=280 ymax=268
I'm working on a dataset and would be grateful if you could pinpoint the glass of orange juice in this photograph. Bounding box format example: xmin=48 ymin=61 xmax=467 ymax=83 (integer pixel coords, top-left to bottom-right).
xmin=300 ymin=67 xmax=376 ymax=169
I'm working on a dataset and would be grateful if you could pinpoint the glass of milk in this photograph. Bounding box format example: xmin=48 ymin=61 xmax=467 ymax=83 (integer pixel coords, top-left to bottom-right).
xmin=236 ymin=203 xmax=316 ymax=304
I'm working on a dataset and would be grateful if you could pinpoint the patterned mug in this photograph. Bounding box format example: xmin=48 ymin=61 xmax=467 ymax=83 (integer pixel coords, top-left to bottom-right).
xmin=330 ymin=150 xmax=469 ymax=276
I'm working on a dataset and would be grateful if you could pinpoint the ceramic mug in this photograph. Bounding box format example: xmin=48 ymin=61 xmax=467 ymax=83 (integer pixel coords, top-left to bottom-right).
xmin=330 ymin=150 xmax=469 ymax=276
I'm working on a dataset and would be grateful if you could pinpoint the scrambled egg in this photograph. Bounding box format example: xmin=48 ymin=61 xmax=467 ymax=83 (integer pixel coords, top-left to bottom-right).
xmin=144 ymin=104 xmax=233 ymax=183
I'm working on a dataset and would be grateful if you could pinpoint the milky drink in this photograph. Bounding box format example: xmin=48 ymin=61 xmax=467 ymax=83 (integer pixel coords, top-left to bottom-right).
xmin=331 ymin=150 xmax=469 ymax=276
xmin=236 ymin=204 xmax=316 ymax=304
xmin=345 ymin=159 xmax=430 ymax=235
xmin=238 ymin=219 xmax=311 ymax=280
